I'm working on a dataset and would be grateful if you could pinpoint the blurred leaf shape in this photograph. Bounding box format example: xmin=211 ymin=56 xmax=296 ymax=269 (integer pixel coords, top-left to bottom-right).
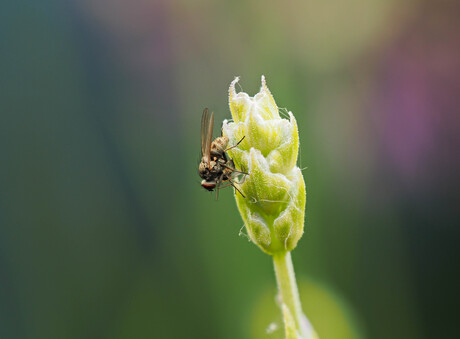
xmin=251 ymin=278 xmax=364 ymax=339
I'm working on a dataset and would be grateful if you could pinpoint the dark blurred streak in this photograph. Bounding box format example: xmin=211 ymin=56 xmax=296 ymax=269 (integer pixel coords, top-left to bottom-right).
xmin=67 ymin=1 xmax=184 ymax=257
xmin=68 ymin=7 xmax=160 ymax=254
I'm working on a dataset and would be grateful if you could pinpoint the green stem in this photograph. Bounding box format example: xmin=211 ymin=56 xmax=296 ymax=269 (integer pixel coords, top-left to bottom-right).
xmin=273 ymin=251 xmax=309 ymax=338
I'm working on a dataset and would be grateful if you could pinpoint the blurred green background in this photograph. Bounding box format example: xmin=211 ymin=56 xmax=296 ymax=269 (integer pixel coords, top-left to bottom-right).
xmin=1 ymin=0 xmax=459 ymax=338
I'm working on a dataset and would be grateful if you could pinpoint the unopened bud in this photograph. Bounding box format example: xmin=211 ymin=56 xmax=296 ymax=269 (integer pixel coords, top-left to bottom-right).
xmin=223 ymin=76 xmax=306 ymax=254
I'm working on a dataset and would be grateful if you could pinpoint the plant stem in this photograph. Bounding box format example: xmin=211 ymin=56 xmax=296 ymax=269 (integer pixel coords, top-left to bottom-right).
xmin=273 ymin=251 xmax=309 ymax=338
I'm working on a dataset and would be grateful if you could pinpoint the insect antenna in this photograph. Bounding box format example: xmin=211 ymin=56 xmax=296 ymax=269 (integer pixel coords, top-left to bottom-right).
xmin=224 ymin=136 xmax=245 ymax=152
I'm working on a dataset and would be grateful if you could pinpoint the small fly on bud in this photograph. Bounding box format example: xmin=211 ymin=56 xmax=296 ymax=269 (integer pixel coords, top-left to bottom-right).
xmin=199 ymin=108 xmax=247 ymax=198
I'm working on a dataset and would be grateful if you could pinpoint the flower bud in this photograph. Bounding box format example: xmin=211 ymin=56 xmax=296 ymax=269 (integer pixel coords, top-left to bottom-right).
xmin=223 ymin=76 xmax=306 ymax=254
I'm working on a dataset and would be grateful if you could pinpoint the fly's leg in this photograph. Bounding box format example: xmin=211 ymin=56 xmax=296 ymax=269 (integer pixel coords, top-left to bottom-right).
xmin=237 ymin=165 xmax=249 ymax=185
xmin=217 ymin=178 xmax=245 ymax=198
xmin=215 ymin=173 xmax=225 ymax=200
xmin=220 ymin=162 xmax=248 ymax=176
xmin=230 ymin=179 xmax=245 ymax=198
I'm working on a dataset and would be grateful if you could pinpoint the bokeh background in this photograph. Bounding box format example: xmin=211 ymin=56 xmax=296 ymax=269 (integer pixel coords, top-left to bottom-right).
xmin=1 ymin=0 xmax=459 ymax=338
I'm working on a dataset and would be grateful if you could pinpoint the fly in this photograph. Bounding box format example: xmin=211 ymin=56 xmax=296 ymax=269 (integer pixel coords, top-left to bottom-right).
xmin=199 ymin=108 xmax=246 ymax=197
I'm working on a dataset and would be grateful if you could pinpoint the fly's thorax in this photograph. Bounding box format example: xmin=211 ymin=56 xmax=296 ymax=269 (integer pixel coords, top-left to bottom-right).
xmin=211 ymin=136 xmax=229 ymax=155
xmin=199 ymin=159 xmax=213 ymax=180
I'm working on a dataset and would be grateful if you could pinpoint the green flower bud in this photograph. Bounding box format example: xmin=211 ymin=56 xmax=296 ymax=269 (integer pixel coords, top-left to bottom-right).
xmin=223 ymin=76 xmax=306 ymax=255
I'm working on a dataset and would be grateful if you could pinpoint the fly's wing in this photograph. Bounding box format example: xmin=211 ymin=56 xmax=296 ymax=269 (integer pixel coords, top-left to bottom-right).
xmin=201 ymin=108 xmax=214 ymax=163
xmin=201 ymin=108 xmax=208 ymax=157
xmin=207 ymin=111 xmax=214 ymax=157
